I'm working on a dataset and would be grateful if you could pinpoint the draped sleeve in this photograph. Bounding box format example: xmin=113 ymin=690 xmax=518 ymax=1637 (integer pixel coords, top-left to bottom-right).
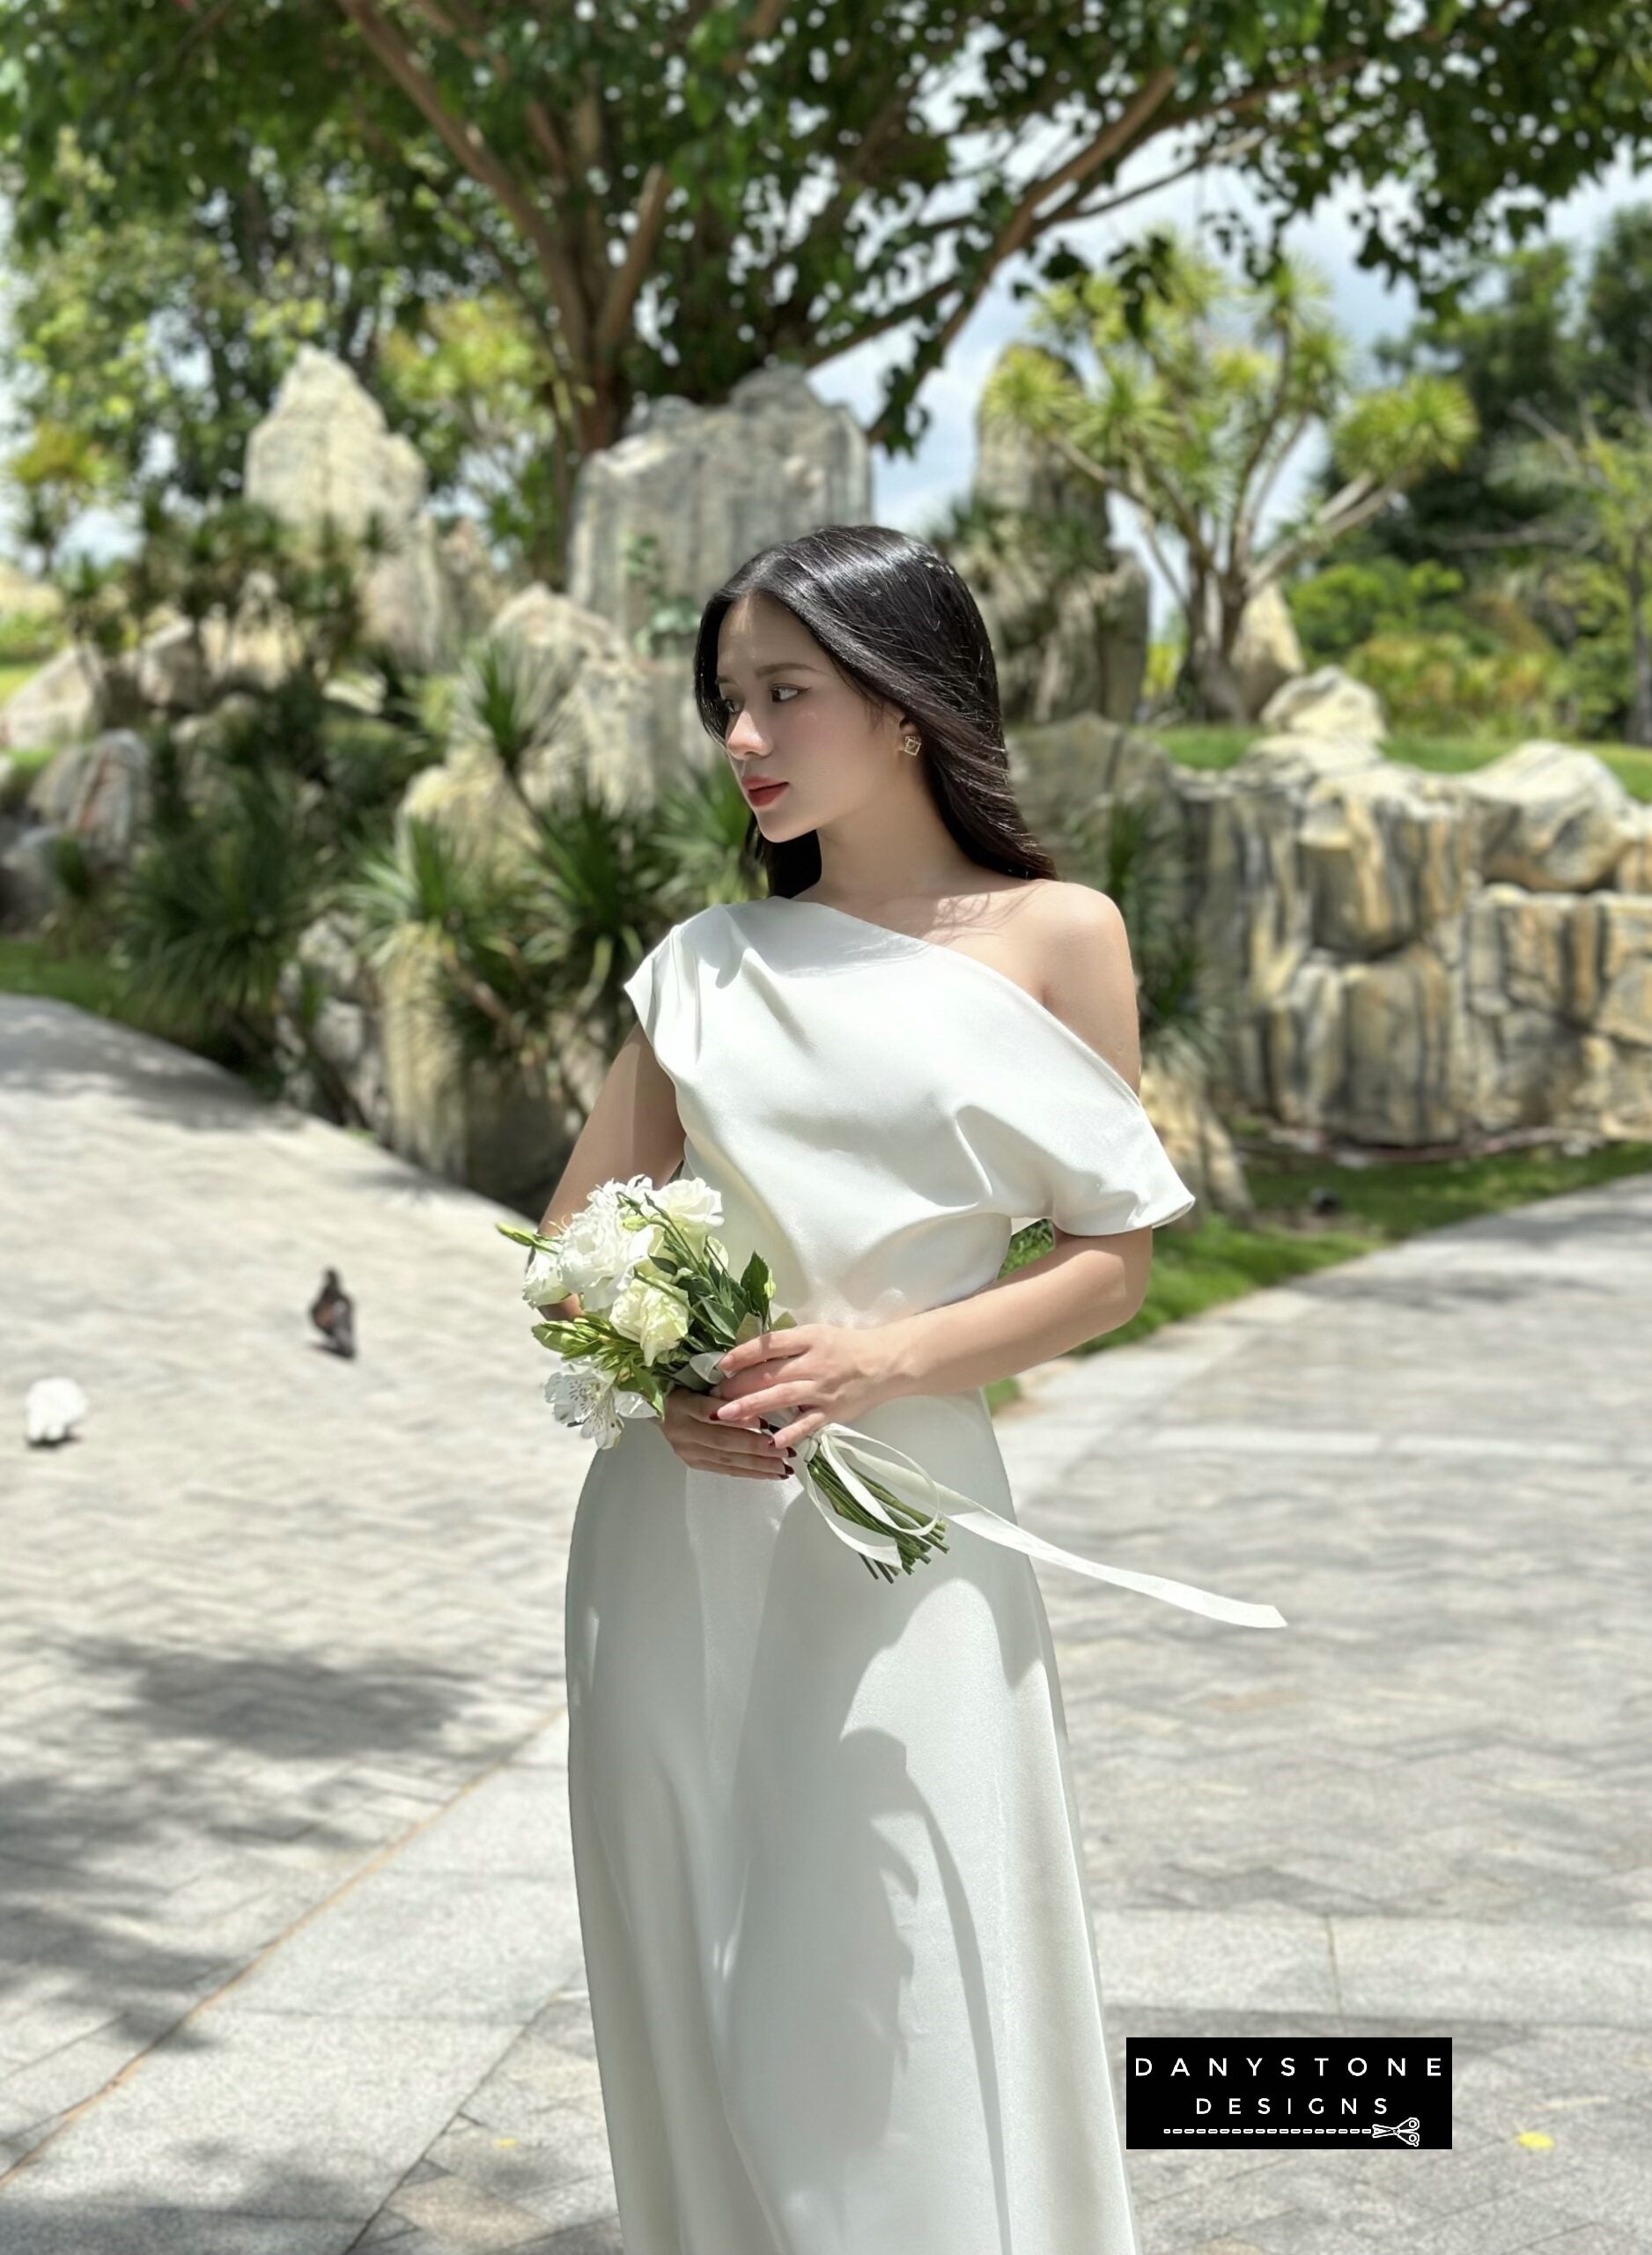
xmin=961 ymin=1001 xmax=1198 ymax=1237
xmin=620 ymin=913 xmax=712 ymax=1089
xmin=620 ymin=902 xmax=1195 ymax=1239
xmin=621 ymin=926 xmax=676 ymax=1050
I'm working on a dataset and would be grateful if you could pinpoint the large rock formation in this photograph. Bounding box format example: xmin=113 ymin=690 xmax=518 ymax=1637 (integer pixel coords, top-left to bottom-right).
xmin=1073 ymin=726 xmax=1652 ymax=1146
xmin=1259 ymin=663 xmax=1386 ymax=747
xmin=245 ymin=345 xmax=461 ymax=669
xmin=565 ymin=365 xmax=871 ymax=648
xmin=0 ymin=647 xmax=105 ymax=751
xmin=957 ymin=396 xmax=1151 ymax=726
xmin=26 ymin=728 xmax=153 ymax=866
xmin=1452 ymin=738 xmax=1635 ymax=891
xmin=395 ymin=582 xmax=659 ymax=878
xmin=378 ymin=584 xmax=663 ymax=1196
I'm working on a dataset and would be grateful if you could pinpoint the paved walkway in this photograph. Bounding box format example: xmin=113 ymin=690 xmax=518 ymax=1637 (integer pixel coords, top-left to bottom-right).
xmin=1 ymin=994 xmax=1648 ymax=2254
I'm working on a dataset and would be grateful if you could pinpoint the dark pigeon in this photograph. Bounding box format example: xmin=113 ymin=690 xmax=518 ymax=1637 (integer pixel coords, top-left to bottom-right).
xmin=309 ymin=1268 xmax=357 ymax=1359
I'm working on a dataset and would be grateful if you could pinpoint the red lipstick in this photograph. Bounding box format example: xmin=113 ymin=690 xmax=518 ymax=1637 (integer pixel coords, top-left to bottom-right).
xmin=744 ymin=778 xmax=789 ymax=806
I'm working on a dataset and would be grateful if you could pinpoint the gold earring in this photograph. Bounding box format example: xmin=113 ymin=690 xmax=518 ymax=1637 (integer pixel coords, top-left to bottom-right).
xmin=900 ymin=732 xmax=921 ymax=758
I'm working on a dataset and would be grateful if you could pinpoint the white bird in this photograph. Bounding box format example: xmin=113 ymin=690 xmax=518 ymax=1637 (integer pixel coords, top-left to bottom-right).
xmin=26 ymin=1377 xmax=88 ymax=1447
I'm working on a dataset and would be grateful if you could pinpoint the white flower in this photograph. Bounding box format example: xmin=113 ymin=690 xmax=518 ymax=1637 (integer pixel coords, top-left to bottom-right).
xmin=541 ymin=1350 xmax=658 ymax=1447
xmin=652 ymin=1176 xmax=723 ymax=1248
xmin=608 ymin=1273 xmax=692 ymax=1364
xmin=553 ymin=1191 xmax=660 ymax=1312
xmin=521 ymin=1247 xmax=567 ymax=1307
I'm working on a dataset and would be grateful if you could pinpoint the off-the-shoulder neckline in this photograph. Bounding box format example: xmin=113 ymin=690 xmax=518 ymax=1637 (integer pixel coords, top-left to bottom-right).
xmin=745 ymin=895 xmax=1150 ymax=1113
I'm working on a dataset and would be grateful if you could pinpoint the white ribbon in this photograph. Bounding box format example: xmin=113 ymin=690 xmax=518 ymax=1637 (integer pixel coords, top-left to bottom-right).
xmin=785 ymin=1419 xmax=1287 ymax=1629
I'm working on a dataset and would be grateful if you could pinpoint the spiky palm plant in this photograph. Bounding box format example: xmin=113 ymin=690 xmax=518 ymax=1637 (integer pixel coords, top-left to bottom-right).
xmin=114 ymin=765 xmax=325 ymax=1070
xmin=347 ymin=630 xmax=762 ymax=1091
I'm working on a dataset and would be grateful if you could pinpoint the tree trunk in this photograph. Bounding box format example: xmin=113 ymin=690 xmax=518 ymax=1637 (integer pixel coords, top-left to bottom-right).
xmin=1177 ymin=566 xmax=1251 ymax=721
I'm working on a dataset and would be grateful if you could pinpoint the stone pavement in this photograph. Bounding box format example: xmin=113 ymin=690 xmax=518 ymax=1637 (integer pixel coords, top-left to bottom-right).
xmin=2 ymin=993 xmax=1649 ymax=2253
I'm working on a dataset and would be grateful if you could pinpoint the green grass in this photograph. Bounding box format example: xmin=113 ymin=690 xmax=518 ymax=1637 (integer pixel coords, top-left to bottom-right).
xmin=0 ymin=935 xmax=206 ymax=1046
xmin=1158 ymin=722 xmax=1652 ymax=803
xmin=0 ymin=740 xmax=58 ymax=811
xmin=0 ymin=659 xmax=41 ymax=706
xmin=981 ymin=1127 xmax=1652 ymax=1412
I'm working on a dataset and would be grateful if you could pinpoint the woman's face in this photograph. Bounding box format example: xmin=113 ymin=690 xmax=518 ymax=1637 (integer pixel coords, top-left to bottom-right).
xmin=713 ymin=591 xmax=910 ymax=841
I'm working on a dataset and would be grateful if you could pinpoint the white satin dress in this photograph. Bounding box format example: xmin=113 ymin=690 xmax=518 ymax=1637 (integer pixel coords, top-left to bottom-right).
xmin=564 ymin=896 xmax=1198 ymax=2255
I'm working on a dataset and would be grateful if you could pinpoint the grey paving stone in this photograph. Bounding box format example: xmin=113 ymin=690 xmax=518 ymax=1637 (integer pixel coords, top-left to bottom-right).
xmin=0 ymin=2207 xmax=350 ymax=2253
xmin=6 ymin=2010 xmax=520 ymax=2214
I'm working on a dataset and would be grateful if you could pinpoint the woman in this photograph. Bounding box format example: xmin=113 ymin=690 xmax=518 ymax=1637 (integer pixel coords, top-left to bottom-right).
xmin=545 ymin=524 xmax=1235 ymax=2253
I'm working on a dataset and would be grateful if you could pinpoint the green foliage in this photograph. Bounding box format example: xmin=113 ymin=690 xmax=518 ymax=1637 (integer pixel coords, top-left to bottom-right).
xmin=114 ymin=765 xmax=325 ymax=1055
xmin=1366 ymin=208 xmax=1652 ymax=564
xmin=623 ymin=535 xmax=700 ymax=659
xmin=1065 ymin=1131 xmax=1652 ymax=1354
xmin=1287 ymin=557 xmax=1468 ymax=662
xmin=981 ymin=231 xmax=1474 ymax=714
xmin=1368 ymin=243 xmax=1587 ymax=558
xmin=1286 ymin=555 xmax=1573 ymax=735
xmin=4 ymin=0 xmax=1649 ymax=506
xmin=346 ymin=629 xmax=757 ymax=1082
xmin=0 ymin=609 xmax=62 ymax=665
xmin=4 ymin=418 xmax=116 ymax=573
xmin=377 ymin=293 xmax=569 ymax=580
xmin=1353 ymin=630 xmax=1565 ymax=740
xmin=1486 ymin=407 xmax=1652 ymax=741
xmin=0 ymin=122 xmax=457 ymax=518
xmin=38 ymin=494 xmax=391 ymax=732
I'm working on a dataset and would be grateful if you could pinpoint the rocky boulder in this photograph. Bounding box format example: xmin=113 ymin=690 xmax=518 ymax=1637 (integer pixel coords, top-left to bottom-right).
xmin=398 ymin=584 xmax=659 ymax=863
xmin=962 ymin=383 xmax=1151 ymax=724
xmin=1453 ymin=738 xmax=1638 ymax=892
xmin=26 ymin=729 xmax=153 ymax=868
xmin=1259 ymin=664 xmax=1385 ymax=746
xmin=968 ymin=547 xmax=1150 ymax=727
xmin=275 ymin=913 xmax=391 ymax=1139
xmin=1230 ymin=585 xmax=1305 ymax=720
xmin=0 ymin=647 xmax=106 ymax=751
xmin=565 ymin=364 xmax=871 ymax=653
xmin=246 ymin=345 xmax=459 ymax=669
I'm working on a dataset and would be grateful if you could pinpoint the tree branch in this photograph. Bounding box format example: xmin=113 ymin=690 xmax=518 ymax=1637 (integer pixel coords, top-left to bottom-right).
xmin=925 ymin=66 xmax=1183 ymax=365
xmin=336 ymin=0 xmax=592 ymax=368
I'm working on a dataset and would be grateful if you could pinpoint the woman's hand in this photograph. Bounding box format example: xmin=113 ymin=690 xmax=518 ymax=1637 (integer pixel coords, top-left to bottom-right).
xmin=660 ymin=1385 xmax=793 ymax=1479
xmin=708 ymin=1322 xmax=906 ymax=1453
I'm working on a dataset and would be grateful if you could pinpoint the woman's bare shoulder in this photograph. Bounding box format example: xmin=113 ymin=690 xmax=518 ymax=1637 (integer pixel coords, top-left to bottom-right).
xmin=1021 ymin=881 xmax=1141 ymax=1087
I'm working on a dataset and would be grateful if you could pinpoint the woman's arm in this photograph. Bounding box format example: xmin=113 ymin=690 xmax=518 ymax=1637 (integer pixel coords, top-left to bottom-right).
xmin=875 ymin=1227 xmax=1152 ymax=1400
xmin=527 ymin=1021 xmax=684 ymax=1323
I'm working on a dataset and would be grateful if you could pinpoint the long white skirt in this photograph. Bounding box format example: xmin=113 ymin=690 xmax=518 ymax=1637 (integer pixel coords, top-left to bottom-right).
xmin=564 ymin=1386 xmax=1141 ymax=2255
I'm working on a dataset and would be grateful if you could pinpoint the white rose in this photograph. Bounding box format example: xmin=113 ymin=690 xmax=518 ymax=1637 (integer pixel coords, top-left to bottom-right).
xmin=652 ymin=1177 xmax=723 ymax=1248
xmin=608 ymin=1274 xmax=692 ymax=1364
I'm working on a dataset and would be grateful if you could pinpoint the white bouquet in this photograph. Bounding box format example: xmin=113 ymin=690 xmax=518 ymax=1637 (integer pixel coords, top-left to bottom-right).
xmin=499 ymin=1176 xmax=1287 ymax=1625
xmin=498 ymin=1175 xmax=951 ymax=1581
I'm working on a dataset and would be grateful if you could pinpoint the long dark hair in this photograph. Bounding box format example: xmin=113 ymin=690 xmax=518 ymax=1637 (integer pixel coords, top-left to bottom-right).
xmin=690 ymin=523 xmax=1058 ymax=898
